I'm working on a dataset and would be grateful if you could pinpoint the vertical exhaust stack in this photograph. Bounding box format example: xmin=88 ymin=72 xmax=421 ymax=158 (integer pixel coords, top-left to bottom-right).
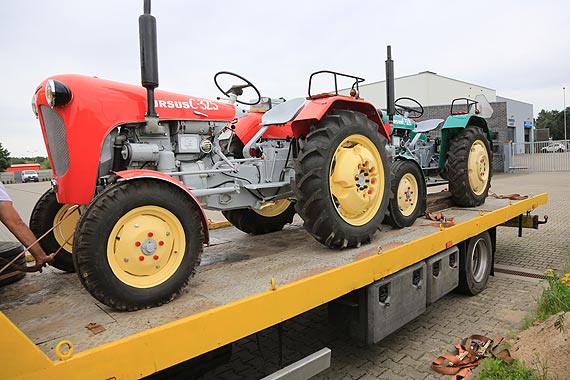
xmin=385 ymin=45 xmax=395 ymax=124
xmin=139 ymin=0 xmax=162 ymax=133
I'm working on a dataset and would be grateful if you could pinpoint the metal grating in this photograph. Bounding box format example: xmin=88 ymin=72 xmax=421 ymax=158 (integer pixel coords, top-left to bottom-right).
xmin=40 ymin=105 xmax=70 ymax=177
xmin=494 ymin=267 xmax=547 ymax=279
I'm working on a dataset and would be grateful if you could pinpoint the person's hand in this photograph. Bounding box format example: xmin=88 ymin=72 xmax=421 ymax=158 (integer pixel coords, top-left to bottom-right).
xmin=30 ymin=253 xmax=55 ymax=273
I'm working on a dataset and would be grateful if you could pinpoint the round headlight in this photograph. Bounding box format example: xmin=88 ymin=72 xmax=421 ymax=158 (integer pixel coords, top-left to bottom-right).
xmin=31 ymin=92 xmax=38 ymax=117
xmin=45 ymin=79 xmax=72 ymax=107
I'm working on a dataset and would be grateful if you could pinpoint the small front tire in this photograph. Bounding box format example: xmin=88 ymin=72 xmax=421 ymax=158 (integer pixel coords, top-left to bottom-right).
xmin=385 ymin=160 xmax=426 ymax=228
xmin=73 ymin=179 xmax=204 ymax=311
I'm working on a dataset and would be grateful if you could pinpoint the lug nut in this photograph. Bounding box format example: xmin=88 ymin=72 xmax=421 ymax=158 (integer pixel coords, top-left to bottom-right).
xmin=139 ymin=256 xmax=145 ymax=261
xmin=153 ymin=255 xmax=159 ymax=260
xmin=135 ymin=241 xmax=141 ymax=247
xmin=148 ymin=232 xmax=154 ymax=238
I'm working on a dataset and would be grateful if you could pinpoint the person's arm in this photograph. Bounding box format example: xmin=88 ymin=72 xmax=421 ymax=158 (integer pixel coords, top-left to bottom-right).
xmin=0 ymin=201 xmax=54 ymax=266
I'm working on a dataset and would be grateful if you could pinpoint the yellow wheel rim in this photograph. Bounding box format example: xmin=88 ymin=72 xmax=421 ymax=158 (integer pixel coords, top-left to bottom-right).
xmin=396 ymin=173 xmax=419 ymax=217
xmin=468 ymin=140 xmax=489 ymax=196
xmin=329 ymin=134 xmax=385 ymax=226
xmin=107 ymin=206 xmax=185 ymax=288
xmin=53 ymin=205 xmax=80 ymax=253
xmin=254 ymin=199 xmax=292 ymax=217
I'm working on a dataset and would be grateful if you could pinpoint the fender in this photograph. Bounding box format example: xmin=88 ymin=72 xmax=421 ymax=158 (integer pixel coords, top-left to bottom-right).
xmin=290 ymin=96 xmax=390 ymax=140
xmin=115 ymin=169 xmax=209 ymax=244
xmin=439 ymin=114 xmax=492 ymax=169
xmin=233 ymin=112 xmax=293 ymax=146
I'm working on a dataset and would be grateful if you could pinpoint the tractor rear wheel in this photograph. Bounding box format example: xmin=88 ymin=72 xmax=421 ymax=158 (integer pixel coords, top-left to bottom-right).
xmin=73 ymin=179 xmax=204 ymax=311
xmin=385 ymin=160 xmax=425 ymax=228
xmin=294 ymin=110 xmax=391 ymax=248
xmin=445 ymin=126 xmax=492 ymax=207
xmin=222 ymin=200 xmax=296 ymax=235
xmin=29 ymin=189 xmax=80 ymax=272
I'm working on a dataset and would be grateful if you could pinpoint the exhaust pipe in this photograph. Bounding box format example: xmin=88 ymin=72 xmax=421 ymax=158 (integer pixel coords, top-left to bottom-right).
xmin=385 ymin=45 xmax=395 ymax=124
xmin=139 ymin=0 xmax=163 ymax=134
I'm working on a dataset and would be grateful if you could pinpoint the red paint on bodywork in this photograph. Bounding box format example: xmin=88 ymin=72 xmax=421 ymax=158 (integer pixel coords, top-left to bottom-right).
xmin=34 ymin=74 xmax=235 ymax=205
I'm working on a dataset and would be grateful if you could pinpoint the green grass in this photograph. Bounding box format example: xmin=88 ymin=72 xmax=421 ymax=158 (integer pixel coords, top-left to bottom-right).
xmin=476 ymin=357 xmax=556 ymax=380
xmin=475 ymin=260 xmax=570 ymax=380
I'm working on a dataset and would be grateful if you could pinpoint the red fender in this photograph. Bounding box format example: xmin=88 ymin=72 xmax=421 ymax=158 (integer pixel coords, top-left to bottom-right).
xmin=290 ymin=95 xmax=390 ymax=140
xmin=115 ymin=169 xmax=209 ymax=243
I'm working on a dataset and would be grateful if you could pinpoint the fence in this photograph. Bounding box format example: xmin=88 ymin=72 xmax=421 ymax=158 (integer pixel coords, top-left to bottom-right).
xmin=504 ymin=140 xmax=570 ymax=172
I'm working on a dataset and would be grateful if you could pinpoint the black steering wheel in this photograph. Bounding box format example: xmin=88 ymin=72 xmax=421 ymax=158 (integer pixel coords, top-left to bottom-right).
xmin=214 ymin=71 xmax=261 ymax=105
xmin=395 ymin=97 xmax=424 ymax=118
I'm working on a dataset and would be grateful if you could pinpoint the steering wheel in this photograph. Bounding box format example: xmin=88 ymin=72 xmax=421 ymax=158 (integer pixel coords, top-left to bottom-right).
xmin=214 ymin=71 xmax=261 ymax=105
xmin=395 ymin=97 xmax=424 ymax=118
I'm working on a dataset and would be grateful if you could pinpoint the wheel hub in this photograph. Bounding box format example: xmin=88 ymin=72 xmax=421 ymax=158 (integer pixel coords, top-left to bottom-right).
xmin=329 ymin=135 xmax=385 ymax=226
xmin=468 ymin=140 xmax=489 ymax=195
xmin=107 ymin=206 xmax=185 ymax=288
xmin=396 ymin=173 xmax=418 ymax=217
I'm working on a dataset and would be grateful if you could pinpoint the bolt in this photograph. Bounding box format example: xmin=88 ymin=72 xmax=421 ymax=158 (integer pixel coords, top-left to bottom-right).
xmin=158 ymin=241 xmax=164 ymax=246
xmin=155 ymin=265 xmax=160 ymax=269
xmin=134 ymin=224 xmax=139 ymax=228
xmin=148 ymin=232 xmax=153 ymax=238
xmin=153 ymin=255 xmax=159 ymax=260
xmin=135 ymin=241 xmax=141 ymax=247
xmin=166 ymin=232 xmax=170 ymax=236
xmin=139 ymin=256 xmax=145 ymax=261
xmin=124 ymin=258 xmax=129 ymax=263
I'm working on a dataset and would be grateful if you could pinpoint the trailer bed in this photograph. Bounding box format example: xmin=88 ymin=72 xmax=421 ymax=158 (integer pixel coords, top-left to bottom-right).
xmin=1 ymin=193 xmax=547 ymax=380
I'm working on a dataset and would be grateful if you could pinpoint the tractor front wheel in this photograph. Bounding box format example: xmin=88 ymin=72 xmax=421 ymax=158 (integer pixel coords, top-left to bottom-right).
xmin=29 ymin=189 xmax=80 ymax=272
xmin=73 ymin=179 xmax=204 ymax=311
xmin=385 ymin=160 xmax=425 ymax=228
xmin=294 ymin=110 xmax=391 ymax=248
xmin=222 ymin=200 xmax=296 ymax=235
xmin=445 ymin=126 xmax=492 ymax=207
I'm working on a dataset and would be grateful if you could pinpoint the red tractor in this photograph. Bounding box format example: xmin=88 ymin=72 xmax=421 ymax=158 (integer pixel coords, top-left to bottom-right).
xmin=30 ymin=1 xmax=392 ymax=311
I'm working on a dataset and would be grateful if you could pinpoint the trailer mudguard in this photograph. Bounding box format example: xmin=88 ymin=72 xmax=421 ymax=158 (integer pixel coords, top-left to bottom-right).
xmin=290 ymin=96 xmax=389 ymax=140
xmin=438 ymin=114 xmax=492 ymax=169
xmin=114 ymin=169 xmax=209 ymax=243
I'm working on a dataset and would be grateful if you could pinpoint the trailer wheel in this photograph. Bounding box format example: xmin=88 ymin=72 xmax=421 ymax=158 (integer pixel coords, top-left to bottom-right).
xmin=445 ymin=126 xmax=492 ymax=207
xmin=222 ymin=200 xmax=296 ymax=235
xmin=457 ymin=231 xmax=492 ymax=295
xmin=29 ymin=189 xmax=80 ymax=272
xmin=73 ymin=179 xmax=204 ymax=311
xmin=385 ymin=160 xmax=425 ymax=228
xmin=294 ymin=110 xmax=391 ymax=248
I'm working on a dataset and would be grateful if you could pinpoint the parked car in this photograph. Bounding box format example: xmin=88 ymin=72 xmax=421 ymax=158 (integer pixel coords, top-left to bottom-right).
xmin=541 ymin=143 xmax=566 ymax=153
xmin=21 ymin=170 xmax=39 ymax=183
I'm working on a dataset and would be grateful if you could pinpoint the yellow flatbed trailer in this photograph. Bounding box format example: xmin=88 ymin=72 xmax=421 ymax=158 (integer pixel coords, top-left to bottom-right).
xmin=1 ymin=193 xmax=547 ymax=380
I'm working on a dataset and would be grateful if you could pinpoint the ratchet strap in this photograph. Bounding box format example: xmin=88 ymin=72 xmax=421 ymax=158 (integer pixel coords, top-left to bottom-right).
xmin=431 ymin=335 xmax=513 ymax=380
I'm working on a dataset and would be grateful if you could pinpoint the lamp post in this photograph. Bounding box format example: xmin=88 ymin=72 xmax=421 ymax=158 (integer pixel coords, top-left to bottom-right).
xmin=562 ymin=87 xmax=566 ymax=141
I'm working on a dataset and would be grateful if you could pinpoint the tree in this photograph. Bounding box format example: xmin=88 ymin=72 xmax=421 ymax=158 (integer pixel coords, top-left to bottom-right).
xmin=0 ymin=142 xmax=10 ymax=171
xmin=535 ymin=107 xmax=569 ymax=140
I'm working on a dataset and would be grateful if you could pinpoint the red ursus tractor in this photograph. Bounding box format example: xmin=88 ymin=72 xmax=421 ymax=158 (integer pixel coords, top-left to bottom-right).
xmin=30 ymin=1 xmax=392 ymax=310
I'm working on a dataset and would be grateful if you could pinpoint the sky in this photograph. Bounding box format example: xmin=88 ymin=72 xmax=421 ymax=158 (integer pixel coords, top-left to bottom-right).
xmin=1 ymin=0 xmax=569 ymax=157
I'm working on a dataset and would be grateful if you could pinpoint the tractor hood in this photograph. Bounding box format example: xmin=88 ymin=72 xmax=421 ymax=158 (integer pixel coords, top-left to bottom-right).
xmin=35 ymin=74 xmax=236 ymax=122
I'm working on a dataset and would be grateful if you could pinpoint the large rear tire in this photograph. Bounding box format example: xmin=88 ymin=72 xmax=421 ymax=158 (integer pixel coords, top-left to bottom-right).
xmin=456 ymin=231 xmax=492 ymax=295
xmin=445 ymin=126 xmax=492 ymax=207
xmin=222 ymin=200 xmax=296 ymax=235
xmin=294 ymin=110 xmax=391 ymax=248
xmin=73 ymin=179 xmax=204 ymax=311
xmin=385 ymin=160 xmax=425 ymax=228
xmin=29 ymin=189 xmax=80 ymax=272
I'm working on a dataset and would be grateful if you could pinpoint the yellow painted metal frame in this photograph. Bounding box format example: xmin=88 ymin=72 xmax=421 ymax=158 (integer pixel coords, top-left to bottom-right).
xmin=1 ymin=193 xmax=547 ymax=380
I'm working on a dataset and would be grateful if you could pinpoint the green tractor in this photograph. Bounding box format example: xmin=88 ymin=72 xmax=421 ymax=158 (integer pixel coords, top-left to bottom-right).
xmin=382 ymin=46 xmax=493 ymax=228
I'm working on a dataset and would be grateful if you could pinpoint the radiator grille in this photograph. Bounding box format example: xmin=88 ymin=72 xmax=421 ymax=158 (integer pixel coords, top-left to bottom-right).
xmin=40 ymin=105 xmax=70 ymax=177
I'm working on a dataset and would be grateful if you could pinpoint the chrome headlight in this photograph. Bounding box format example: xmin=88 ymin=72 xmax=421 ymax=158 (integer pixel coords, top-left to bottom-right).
xmin=31 ymin=92 xmax=38 ymax=117
xmin=45 ymin=79 xmax=72 ymax=107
